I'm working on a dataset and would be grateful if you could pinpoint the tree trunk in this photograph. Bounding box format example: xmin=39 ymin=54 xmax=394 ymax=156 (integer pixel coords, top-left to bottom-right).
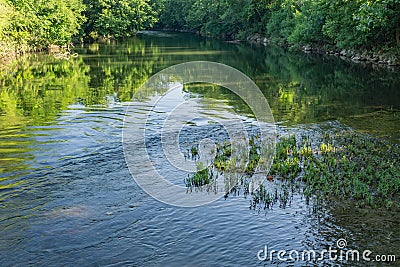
xmin=396 ymin=29 xmax=400 ymax=45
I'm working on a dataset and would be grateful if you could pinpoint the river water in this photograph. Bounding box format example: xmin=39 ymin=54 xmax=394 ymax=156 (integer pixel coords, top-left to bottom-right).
xmin=0 ymin=31 xmax=399 ymax=266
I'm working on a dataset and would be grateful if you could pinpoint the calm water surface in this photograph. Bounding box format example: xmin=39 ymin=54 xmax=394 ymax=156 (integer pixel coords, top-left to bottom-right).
xmin=0 ymin=31 xmax=399 ymax=266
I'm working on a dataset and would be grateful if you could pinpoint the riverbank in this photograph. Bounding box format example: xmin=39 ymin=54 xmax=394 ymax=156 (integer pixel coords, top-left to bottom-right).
xmin=3 ymin=29 xmax=399 ymax=72
xmin=247 ymin=33 xmax=400 ymax=68
xmin=152 ymin=29 xmax=400 ymax=68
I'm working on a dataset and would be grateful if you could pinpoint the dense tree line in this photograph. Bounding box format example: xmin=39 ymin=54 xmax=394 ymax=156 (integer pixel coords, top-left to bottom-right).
xmin=1 ymin=0 xmax=399 ymax=56
xmin=0 ymin=0 xmax=159 ymax=55
xmin=157 ymin=0 xmax=400 ymax=49
xmin=0 ymin=0 xmax=85 ymax=51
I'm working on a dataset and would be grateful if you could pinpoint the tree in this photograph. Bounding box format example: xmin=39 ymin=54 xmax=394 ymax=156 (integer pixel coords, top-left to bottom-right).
xmin=287 ymin=0 xmax=325 ymax=45
xmin=82 ymin=0 xmax=158 ymax=39
xmin=3 ymin=0 xmax=85 ymax=49
xmin=156 ymin=0 xmax=194 ymax=30
xmin=353 ymin=0 xmax=400 ymax=45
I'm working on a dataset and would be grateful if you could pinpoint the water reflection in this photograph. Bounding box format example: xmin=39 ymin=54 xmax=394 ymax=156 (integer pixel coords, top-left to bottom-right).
xmin=0 ymin=31 xmax=399 ymax=266
xmin=1 ymin=32 xmax=399 ymax=139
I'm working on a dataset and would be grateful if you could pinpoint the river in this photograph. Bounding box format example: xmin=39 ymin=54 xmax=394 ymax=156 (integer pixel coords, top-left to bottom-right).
xmin=0 ymin=31 xmax=399 ymax=266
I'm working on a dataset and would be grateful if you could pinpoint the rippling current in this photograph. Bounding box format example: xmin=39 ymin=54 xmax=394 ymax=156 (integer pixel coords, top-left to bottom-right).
xmin=1 ymin=31 xmax=399 ymax=266
xmin=0 ymin=100 xmax=318 ymax=266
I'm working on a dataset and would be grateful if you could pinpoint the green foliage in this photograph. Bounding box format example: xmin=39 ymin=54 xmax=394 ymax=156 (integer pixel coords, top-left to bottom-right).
xmin=320 ymin=0 xmax=367 ymax=48
xmin=270 ymin=135 xmax=301 ymax=180
xmin=353 ymin=0 xmax=400 ymax=45
xmin=251 ymin=132 xmax=400 ymax=211
xmin=185 ymin=0 xmax=227 ymax=36
xmin=271 ymin=133 xmax=400 ymax=209
xmin=0 ymin=0 xmax=17 ymax=59
xmin=185 ymin=136 xmax=262 ymax=190
xmin=214 ymin=141 xmax=232 ymax=171
xmin=185 ymin=162 xmax=213 ymax=187
xmin=0 ymin=1 xmax=12 ymax=38
xmin=158 ymin=0 xmax=270 ymax=39
xmin=5 ymin=0 xmax=85 ymax=49
xmin=265 ymin=1 xmax=295 ymax=44
xmin=1 ymin=0 xmax=160 ymax=52
xmin=2 ymin=0 xmax=400 ymax=53
xmin=83 ymin=0 xmax=159 ymax=39
xmin=157 ymin=0 xmax=400 ymax=49
xmin=287 ymin=0 xmax=325 ymax=44
xmin=245 ymin=136 xmax=260 ymax=174
xmin=156 ymin=0 xmax=194 ymax=30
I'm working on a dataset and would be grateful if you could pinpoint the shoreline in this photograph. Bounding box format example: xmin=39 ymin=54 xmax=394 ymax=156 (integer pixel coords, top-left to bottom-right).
xmin=246 ymin=33 xmax=400 ymax=69
xmin=154 ymin=29 xmax=400 ymax=69
xmin=2 ymin=30 xmax=399 ymax=70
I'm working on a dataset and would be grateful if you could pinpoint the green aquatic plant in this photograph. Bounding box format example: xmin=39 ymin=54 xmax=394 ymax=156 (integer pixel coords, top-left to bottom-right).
xmin=298 ymin=145 xmax=313 ymax=158
xmin=188 ymin=145 xmax=199 ymax=161
xmin=319 ymin=142 xmax=335 ymax=153
xmin=185 ymin=162 xmax=213 ymax=187
xmin=245 ymin=136 xmax=261 ymax=174
xmin=213 ymin=141 xmax=232 ymax=171
xmin=250 ymin=181 xmax=295 ymax=211
xmin=250 ymin=184 xmax=273 ymax=210
xmin=191 ymin=145 xmax=198 ymax=156
xmin=185 ymin=131 xmax=399 ymax=211
xmin=250 ymin=131 xmax=400 ymax=211
xmin=270 ymin=135 xmax=301 ymax=179
xmin=186 ymin=136 xmax=262 ymax=190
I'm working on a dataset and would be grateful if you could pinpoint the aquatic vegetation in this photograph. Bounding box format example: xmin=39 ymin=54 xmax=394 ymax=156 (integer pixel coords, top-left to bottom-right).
xmin=185 ymin=137 xmax=260 ymax=190
xmin=245 ymin=136 xmax=260 ymax=174
xmin=190 ymin=145 xmax=198 ymax=157
xmin=269 ymin=136 xmax=301 ymax=180
xmin=213 ymin=141 xmax=232 ymax=172
xmin=185 ymin=130 xmax=399 ymax=211
xmin=319 ymin=142 xmax=335 ymax=153
xmin=253 ymin=131 xmax=400 ymax=210
xmin=250 ymin=184 xmax=276 ymax=210
xmin=185 ymin=162 xmax=214 ymax=187
xmin=187 ymin=145 xmax=199 ymax=161
xmin=250 ymin=181 xmax=295 ymax=211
